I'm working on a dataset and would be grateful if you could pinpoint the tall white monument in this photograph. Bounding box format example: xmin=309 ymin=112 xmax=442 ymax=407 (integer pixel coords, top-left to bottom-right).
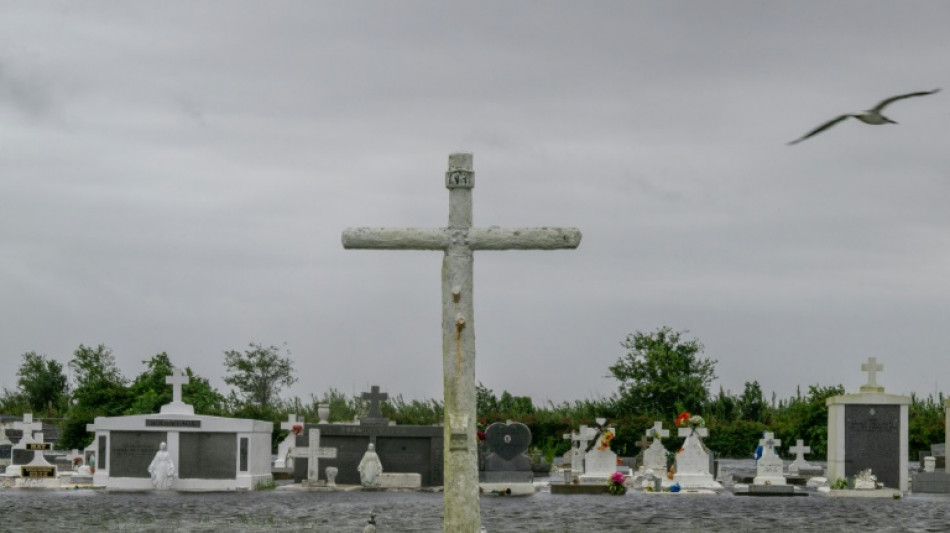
xmin=342 ymin=152 xmax=581 ymax=531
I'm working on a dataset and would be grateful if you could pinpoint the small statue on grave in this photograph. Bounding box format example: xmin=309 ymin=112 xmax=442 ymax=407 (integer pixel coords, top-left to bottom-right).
xmin=148 ymin=442 xmax=176 ymax=490
xmin=358 ymin=443 xmax=383 ymax=487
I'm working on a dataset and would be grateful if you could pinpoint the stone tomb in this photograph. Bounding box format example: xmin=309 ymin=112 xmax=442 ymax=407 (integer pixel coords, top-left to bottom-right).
xmin=479 ymin=421 xmax=533 ymax=484
xmin=641 ymin=421 xmax=670 ymax=474
xmin=562 ymin=424 xmax=598 ymax=479
xmin=293 ymin=423 xmax=443 ymax=486
xmin=86 ymin=367 xmax=273 ymax=491
xmin=578 ymin=421 xmax=618 ymax=484
xmin=826 ymin=357 xmax=910 ymax=491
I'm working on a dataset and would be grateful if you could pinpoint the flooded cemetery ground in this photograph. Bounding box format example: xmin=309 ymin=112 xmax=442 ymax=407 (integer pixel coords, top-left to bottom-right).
xmin=2 ymin=461 xmax=949 ymax=532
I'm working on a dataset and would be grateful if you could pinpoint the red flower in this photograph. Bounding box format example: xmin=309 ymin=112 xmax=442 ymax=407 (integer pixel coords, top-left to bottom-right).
xmin=291 ymin=424 xmax=303 ymax=435
xmin=674 ymin=412 xmax=691 ymax=426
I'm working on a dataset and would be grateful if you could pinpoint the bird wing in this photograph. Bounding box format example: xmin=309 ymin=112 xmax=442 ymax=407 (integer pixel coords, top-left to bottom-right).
xmin=871 ymin=88 xmax=941 ymax=112
xmin=787 ymin=114 xmax=852 ymax=145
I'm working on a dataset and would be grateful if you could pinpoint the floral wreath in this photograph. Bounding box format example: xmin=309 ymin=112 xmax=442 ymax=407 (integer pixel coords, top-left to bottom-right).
xmin=291 ymin=424 xmax=303 ymax=435
xmin=597 ymin=429 xmax=615 ymax=451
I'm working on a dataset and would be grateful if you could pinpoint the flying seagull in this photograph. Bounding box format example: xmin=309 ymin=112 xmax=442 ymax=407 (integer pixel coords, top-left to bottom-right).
xmin=788 ymin=88 xmax=941 ymax=145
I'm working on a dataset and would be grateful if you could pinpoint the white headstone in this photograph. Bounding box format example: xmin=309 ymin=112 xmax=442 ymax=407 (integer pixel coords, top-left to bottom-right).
xmin=673 ymin=426 xmax=721 ymax=489
xmin=860 ymin=356 xmax=885 ymax=393
xmin=579 ymin=426 xmax=617 ymax=484
xmin=563 ymin=425 xmax=597 ymax=476
xmin=787 ymin=439 xmax=815 ymax=474
xmin=753 ymin=432 xmax=787 ymax=486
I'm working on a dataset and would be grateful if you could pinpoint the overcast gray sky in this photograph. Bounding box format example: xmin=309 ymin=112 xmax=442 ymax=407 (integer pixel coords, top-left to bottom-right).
xmin=2 ymin=2 xmax=948 ymax=408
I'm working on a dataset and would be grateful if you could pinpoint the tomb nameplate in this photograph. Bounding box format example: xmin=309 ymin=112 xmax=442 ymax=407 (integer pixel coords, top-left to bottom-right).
xmin=26 ymin=442 xmax=52 ymax=451
xmin=21 ymin=465 xmax=56 ymax=478
xmin=146 ymin=419 xmax=201 ymax=428
xmin=109 ymin=431 xmax=168 ymax=478
xmin=845 ymin=404 xmax=900 ymax=489
xmin=178 ymin=432 xmax=236 ymax=479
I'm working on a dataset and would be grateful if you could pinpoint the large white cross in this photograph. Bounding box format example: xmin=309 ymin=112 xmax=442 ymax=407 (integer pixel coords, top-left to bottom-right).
xmin=646 ymin=421 xmax=670 ymax=440
xmin=861 ymin=357 xmax=884 ymax=391
xmin=788 ymin=439 xmax=810 ymax=461
xmin=342 ymin=152 xmax=580 ymax=531
xmin=290 ymin=429 xmax=337 ymax=484
xmin=166 ymin=367 xmax=189 ymax=404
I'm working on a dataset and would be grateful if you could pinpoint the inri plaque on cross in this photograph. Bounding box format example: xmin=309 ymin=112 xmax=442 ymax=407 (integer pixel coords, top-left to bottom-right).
xmin=342 ymin=153 xmax=580 ymax=532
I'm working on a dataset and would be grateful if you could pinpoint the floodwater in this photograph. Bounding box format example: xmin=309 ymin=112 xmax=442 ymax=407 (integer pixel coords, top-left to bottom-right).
xmin=2 ymin=461 xmax=949 ymax=532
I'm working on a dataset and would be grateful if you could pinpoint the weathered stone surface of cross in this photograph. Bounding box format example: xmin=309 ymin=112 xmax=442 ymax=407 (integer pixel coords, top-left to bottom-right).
xmin=166 ymin=367 xmax=189 ymax=404
xmin=789 ymin=439 xmax=810 ymax=461
xmin=646 ymin=421 xmax=669 ymax=440
xmin=860 ymin=356 xmax=885 ymax=392
xmin=13 ymin=413 xmax=43 ymax=443
xmin=342 ymin=153 xmax=580 ymax=532
xmin=362 ymin=385 xmax=389 ymax=419
xmin=290 ymin=429 xmax=337 ymax=485
xmin=759 ymin=431 xmax=781 ymax=454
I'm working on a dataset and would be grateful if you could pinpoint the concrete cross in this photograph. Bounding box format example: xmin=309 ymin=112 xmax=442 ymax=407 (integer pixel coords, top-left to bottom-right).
xmin=280 ymin=414 xmax=303 ymax=432
xmin=861 ymin=356 xmax=884 ymax=391
xmin=12 ymin=413 xmax=43 ymax=443
xmin=361 ymin=385 xmax=389 ymax=419
xmin=166 ymin=367 xmax=189 ymax=404
xmin=342 ymin=152 xmax=580 ymax=532
xmin=789 ymin=439 xmax=810 ymax=461
xmin=290 ymin=429 xmax=338 ymax=484
xmin=646 ymin=421 xmax=669 ymax=440
xmin=635 ymin=435 xmax=651 ymax=452
xmin=758 ymin=431 xmax=781 ymax=454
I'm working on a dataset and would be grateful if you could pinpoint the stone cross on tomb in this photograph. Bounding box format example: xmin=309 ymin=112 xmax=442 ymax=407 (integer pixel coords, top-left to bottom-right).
xmin=759 ymin=432 xmax=781 ymax=455
xmin=362 ymin=385 xmax=389 ymax=419
xmin=860 ymin=356 xmax=885 ymax=393
xmin=13 ymin=413 xmax=43 ymax=443
xmin=290 ymin=429 xmax=338 ymax=485
xmin=166 ymin=367 xmax=189 ymax=404
xmin=646 ymin=421 xmax=670 ymax=441
xmin=281 ymin=414 xmax=303 ymax=433
xmin=789 ymin=439 xmax=810 ymax=462
xmin=342 ymin=152 xmax=580 ymax=532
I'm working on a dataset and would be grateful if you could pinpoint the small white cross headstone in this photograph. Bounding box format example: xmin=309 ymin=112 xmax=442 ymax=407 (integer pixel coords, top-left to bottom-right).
xmin=290 ymin=429 xmax=338 ymax=485
xmin=860 ymin=357 xmax=885 ymax=393
xmin=280 ymin=414 xmax=303 ymax=432
xmin=646 ymin=421 xmax=670 ymax=440
xmin=275 ymin=414 xmax=305 ymax=468
xmin=789 ymin=439 xmax=810 ymax=461
xmin=787 ymin=439 xmax=815 ymax=474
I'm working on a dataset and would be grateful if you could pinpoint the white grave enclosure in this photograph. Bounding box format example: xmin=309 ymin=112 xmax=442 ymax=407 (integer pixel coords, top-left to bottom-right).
xmin=86 ymin=368 xmax=273 ymax=491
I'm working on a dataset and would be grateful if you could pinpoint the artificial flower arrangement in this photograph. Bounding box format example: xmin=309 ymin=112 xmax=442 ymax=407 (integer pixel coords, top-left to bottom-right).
xmin=597 ymin=429 xmax=615 ymax=451
xmin=476 ymin=421 xmax=487 ymax=442
xmin=291 ymin=424 xmax=303 ymax=435
xmin=607 ymin=470 xmax=627 ymax=495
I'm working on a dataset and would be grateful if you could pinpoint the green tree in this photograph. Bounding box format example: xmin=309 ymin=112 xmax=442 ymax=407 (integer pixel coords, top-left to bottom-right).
xmin=738 ymin=380 xmax=768 ymax=423
xmin=223 ymin=343 xmax=297 ymax=411
xmin=126 ymin=352 xmax=226 ymax=415
xmin=16 ymin=352 xmax=69 ymax=415
xmin=608 ymin=326 xmax=717 ymax=418
xmin=62 ymin=344 xmax=130 ymax=449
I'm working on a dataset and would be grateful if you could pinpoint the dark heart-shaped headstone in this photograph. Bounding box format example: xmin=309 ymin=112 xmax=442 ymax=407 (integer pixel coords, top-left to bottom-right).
xmin=485 ymin=422 xmax=531 ymax=461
